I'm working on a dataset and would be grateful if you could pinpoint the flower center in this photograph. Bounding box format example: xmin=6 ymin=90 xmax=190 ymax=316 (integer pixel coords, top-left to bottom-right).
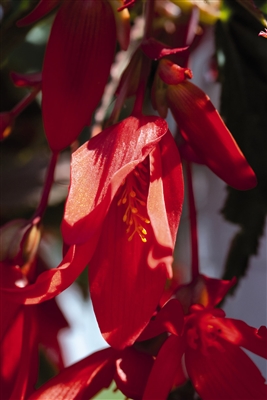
xmin=117 ymin=160 xmax=150 ymax=242
xmin=185 ymin=309 xmax=226 ymax=355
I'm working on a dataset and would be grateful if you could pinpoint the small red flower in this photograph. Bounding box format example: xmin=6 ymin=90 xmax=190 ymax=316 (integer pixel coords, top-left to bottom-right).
xmin=0 ymin=220 xmax=68 ymax=399
xmin=152 ymin=59 xmax=257 ymax=190
xmin=19 ymin=0 xmax=118 ymax=151
xmin=142 ymin=294 xmax=267 ymax=399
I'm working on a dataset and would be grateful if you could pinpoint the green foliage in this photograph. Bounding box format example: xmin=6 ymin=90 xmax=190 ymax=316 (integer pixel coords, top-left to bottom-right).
xmin=216 ymin=0 xmax=267 ymax=290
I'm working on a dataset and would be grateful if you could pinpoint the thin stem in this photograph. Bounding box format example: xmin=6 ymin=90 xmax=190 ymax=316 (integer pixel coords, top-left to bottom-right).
xmin=11 ymin=85 xmax=41 ymax=118
xmin=132 ymin=55 xmax=151 ymax=117
xmin=144 ymin=0 xmax=155 ymax=39
xmin=32 ymin=151 xmax=59 ymax=221
xmin=185 ymin=161 xmax=199 ymax=280
xmin=107 ymin=69 xmax=132 ymax=126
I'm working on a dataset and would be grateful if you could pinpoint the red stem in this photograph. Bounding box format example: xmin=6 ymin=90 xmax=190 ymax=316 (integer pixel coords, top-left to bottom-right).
xmin=185 ymin=161 xmax=199 ymax=279
xmin=132 ymin=55 xmax=151 ymax=117
xmin=32 ymin=151 xmax=59 ymax=221
xmin=144 ymin=0 xmax=155 ymax=39
xmin=11 ymin=85 xmax=41 ymax=118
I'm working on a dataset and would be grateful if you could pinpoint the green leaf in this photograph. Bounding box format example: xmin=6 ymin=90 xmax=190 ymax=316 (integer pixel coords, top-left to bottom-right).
xmin=235 ymin=0 xmax=267 ymax=27
xmin=216 ymin=1 xmax=267 ymax=290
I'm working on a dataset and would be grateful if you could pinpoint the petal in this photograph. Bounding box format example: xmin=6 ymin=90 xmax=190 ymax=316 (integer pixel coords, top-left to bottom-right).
xmin=185 ymin=340 xmax=267 ymax=400
xmin=138 ymin=299 xmax=184 ymax=341
xmin=158 ymin=59 xmax=193 ymax=84
xmin=1 ymin=242 xmax=93 ymax=304
xmin=2 ymin=307 xmax=39 ymax=400
xmin=10 ymin=71 xmax=42 ymax=88
xmin=37 ymin=299 xmax=69 ymax=369
xmin=167 ymin=81 xmax=257 ymax=190
xmin=114 ymin=347 xmax=154 ymax=399
xmin=143 ymin=335 xmax=186 ymax=400
xmin=108 ymin=0 xmax=130 ymax=50
xmin=42 ymin=0 xmax=116 ymax=151
xmin=141 ymin=38 xmax=188 ymax=61
xmin=200 ymin=275 xmax=236 ymax=307
xmin=219 ymin=318 xmax=267 ymax=359
xmin=29 ymin=348 xmax=118 ymax=400
xmin=152 ymin=130 xmax=184 ymax=248
xmin=178 ymin=141 xmax=205 ymax=164
xmin=1 ymin=308 xmax=24 ymax=398
xmin=62 ymin=116 xmax=168 ymax=245
xmin=89 ymin=192 xmax=168 ymax=349
xmin=17 ymin=0 xmax=60 ymax=26
xmin=175 ymin=275 xmax=236 ymax=312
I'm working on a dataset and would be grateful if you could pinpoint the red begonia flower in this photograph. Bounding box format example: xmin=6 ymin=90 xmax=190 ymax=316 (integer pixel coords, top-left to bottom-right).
xmin=153 ymin=59 xmax=257 ymax=190
xmin=114 ymin=347 xmax=154 ymax=399
xmin=143 ymin=335 xmax=186 ymax=400
xmin=142 ymin=299 xmax=267 ymax=400
xmin=27 ymin=305 xmax=179 ymax=400
xmin=35 ymin=0 xmax=117 ymax=151
xmin=29 ymin=342 xmax=154 ymax=399
xmin=167 ymin=81 xmax=257 ymax=190
xmin=1 ymin=253 xmax=68 ymax=399
xmin=62 ymin=115 xmax=184 ymax=348
xmin=184 ymin=305 xmax=267 ymax=399
xmin=174 ymin=274 xmax=236 ymax=313
xmin=29 ymin=347 xmax=118 ymax=400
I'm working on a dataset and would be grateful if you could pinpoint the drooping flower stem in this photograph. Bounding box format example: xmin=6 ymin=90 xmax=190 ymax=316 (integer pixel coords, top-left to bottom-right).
xmin=131 ymin=77 xmax=146 ymax=116
xmin=11 ymin=86 xmax=41 ymax=118
xmin=107 ymin=65 xmax=134 ymax=126
xmin=131 ymin=57 xmax=151 ymax=117
xmin=144 ymin=0 xmax=156 ymax=39
xmin=185 ymin=161 xmax=199 ymax=279
xmin=32 ymin=151 xmax=59 ymax=221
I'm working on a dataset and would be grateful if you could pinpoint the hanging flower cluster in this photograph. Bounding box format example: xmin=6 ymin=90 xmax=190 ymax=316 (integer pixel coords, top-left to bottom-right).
xmin=1 ymin=0 xmax=266 ymax=399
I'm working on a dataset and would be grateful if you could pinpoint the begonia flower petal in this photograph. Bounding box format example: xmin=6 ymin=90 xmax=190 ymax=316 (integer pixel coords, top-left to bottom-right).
xmin=29 ymin=347 xmax=118 ymax=400
xmin=17 ymin=0 xmax=60 ymax=26
xmin=167 ymin=81 xmax=257 ymax=190
xmin=62 ymin=116 xmax=183 ymax=349
xmin=178 ymin=141 xmax=205 ymax=164
xmin=88 ymin=195 xmax=168 ymax=349
xmin=141 ymin=38 xmax=188 ymax=60
xmin=10 ymin=71 xmax=42 ymax=88
xmin=143 ymin=335 xmax=186 ymax=400
xmin=1 ymin=242 xmax=93 ymax=304
xmin=108 ymin=0 xmax=130 ymax=50
xmin=1 ymin=308 xmax=24 ymax=398
xmin=151 ymin=131 xmax=184 ymax=248
xmin=138 ymin=299 xmax=184 ymax=341
xmin=62 ymin=116 xmax=168 ymax=244
xmin=219 ymin=318 xmax=267 ymax=359
xmin=175 ymin=275 xmax=236 ymax=312
xmin=42 ymin=0 xmax=116 ymax=151
xmin=114 ymin=347 xmax=154 ymax=399
xmin=186 ymin=340 xmax=267 ymax=399
xmin=37 ymin=299 xmax=69 ymax=369
xmin=1 ymin=307 xmax=38 ymax=400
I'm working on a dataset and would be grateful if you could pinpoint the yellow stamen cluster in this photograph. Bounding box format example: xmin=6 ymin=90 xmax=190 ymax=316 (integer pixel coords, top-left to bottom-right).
xmin=117 ymin=170 xmax=150 ymax=242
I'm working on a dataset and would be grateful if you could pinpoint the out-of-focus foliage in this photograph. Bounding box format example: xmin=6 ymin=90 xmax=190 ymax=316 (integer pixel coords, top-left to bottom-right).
xmin=216 ymin=0 xmax=267 ymax=289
